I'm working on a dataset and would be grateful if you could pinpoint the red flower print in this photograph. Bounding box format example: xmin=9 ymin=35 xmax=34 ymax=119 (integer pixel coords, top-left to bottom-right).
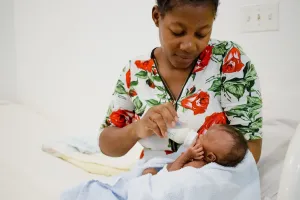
xmin=146 ymin=79 xmax=155 ymax=89
xmin=222 ymin=47 xmax=244 ymax=73
xmin=197 ymin=112 xmax=227 ymax=135
xmin=165 ymin=150 xmax=174 ymax=155
xmin=129 ymin=89 xmax=137 ymax=97
xmin=135 ymin=59 xmax=154 ymax=72
xmin=152 ymin=68 xmax=158 ymax=75
xmin=105 ymin=119 xmax=111 ymax=126
xmin=181 ymin=91 xmax=210 ymax=115
xmin=126 ymin=69 xmax=131 ymax=89
xmin=193 ymin=45 xmax=213 ymax=73
xmin=140 ymin=150 xmax=144 ymax=159
xmin=109 ymin=109 xmax=134 ymax=128
xmin=189 ymin=86 xmax=196 ymax=94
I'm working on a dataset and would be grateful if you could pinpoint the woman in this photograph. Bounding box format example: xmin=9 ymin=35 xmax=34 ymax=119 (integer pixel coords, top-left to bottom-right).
xmin=99 ymin=0 xmax=262 ymax=163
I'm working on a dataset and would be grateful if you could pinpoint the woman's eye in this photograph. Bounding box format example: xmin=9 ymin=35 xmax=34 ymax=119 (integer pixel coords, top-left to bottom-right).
xmin=172 ymin=31 xmax=184 ymax=37
xmin=195 ymin=33 xmax=205 ymax=39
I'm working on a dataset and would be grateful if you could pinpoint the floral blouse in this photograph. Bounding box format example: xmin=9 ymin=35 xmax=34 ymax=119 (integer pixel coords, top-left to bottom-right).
xmin=100 ymin=39 xmax=263 ymax=160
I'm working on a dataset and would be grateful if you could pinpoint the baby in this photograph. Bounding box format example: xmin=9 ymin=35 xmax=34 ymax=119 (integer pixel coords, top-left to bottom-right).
xmin=142 ymin=124 xmax=248 ymax=175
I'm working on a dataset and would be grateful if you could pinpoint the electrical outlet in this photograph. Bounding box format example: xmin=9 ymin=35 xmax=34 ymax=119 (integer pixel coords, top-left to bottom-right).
xmin=241 ymin=3 xmax=280 ymax=33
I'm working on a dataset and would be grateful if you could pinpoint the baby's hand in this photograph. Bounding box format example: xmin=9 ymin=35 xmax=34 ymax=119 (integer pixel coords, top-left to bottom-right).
xmin=187 ymin=142 xmax=204 ymax=160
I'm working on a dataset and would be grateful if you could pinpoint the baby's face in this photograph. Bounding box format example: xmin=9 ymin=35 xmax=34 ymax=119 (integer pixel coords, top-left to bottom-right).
xmin=196 ymin=126 xmax=233 ymax=162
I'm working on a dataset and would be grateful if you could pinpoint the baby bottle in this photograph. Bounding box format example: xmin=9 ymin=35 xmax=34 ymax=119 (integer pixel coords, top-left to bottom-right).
xmin=167 ymin=120 xmax=198 ymax=148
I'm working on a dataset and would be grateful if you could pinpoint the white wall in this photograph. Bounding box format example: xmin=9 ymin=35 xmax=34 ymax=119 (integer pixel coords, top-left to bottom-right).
xmin=0 ymin=0 xmax=17 ymax=102
xmin=14 ymin=0 xmax=159 ymax=134
xmin=13 ymin=0 xmax=300 ymax=133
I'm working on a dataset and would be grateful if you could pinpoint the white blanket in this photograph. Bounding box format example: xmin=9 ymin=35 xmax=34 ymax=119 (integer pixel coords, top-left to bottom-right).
xmin=61 ymin=150 xmax=261 ymax=200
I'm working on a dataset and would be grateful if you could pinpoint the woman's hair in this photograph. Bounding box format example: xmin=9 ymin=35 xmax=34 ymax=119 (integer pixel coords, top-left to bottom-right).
xmin=156 ymin=0 xmax=220 ymax=16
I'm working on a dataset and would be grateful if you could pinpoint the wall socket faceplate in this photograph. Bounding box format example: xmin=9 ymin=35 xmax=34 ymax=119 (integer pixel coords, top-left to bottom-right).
xmin=241 ymin=2 xmax=280 ymax=33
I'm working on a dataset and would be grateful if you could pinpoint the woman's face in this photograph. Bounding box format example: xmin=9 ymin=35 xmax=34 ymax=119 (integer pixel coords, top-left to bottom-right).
xmin=152 ymin=4 xmax=215 ymax=69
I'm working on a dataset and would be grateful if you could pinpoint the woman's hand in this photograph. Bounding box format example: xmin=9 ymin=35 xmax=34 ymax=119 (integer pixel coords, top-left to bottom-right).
xmin=133 ymin=102 xmax=178 ymax=139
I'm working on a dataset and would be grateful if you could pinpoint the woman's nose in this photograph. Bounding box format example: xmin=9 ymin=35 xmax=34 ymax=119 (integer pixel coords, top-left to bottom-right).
xmin=180 ymin=37 xmax=197 ymax=53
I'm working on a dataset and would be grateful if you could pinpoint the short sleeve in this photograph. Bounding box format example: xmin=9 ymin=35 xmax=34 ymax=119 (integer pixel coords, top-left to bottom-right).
xmin=99 ymin=62 xmax=135 ymax=130
xmin=220 ymin=42 xmax=263 ymax=141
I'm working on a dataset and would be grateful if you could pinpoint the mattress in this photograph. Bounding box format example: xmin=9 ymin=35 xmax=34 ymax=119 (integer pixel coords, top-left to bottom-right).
xmin=0 ymin=102 xmax=113 ymax=200
xmin=0 ymin=102 xmax=297 ymax=200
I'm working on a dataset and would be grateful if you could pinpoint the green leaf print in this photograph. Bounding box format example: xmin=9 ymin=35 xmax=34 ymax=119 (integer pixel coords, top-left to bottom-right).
xmin=146 ymin=99 xmax=160 ymax=107
xmin=227 ymin=96 xmax=262 ymax=121
xmin=192 ymin=73 xmax=196 ymax=81
xmin=234 ymin=125 xmax=253 ymax=134
xmin=136 ymin=106 xmax=146 ymax=115
xmin=249 ymin=104 xmax=262 ymax=115
xmin=115 ymin=84 xmax=127 ymax=94
xmin=135 ymin=71 xmax=148 ymax=79
xmin=247 ymin=96 xmax=262 ymax=106
xmin=213 ymin=42 xmax=227 ymax=55
xmin=153 ymin=75 xmax=162 ymax=82
xmin=117 ymin=79 xmax=124 ymax=86
xmin=226 ymin=104 xmax=249 ymax=119
xmin=249 ymin=110 xmax=261 ymax=121
xmin=223 ymin=81 xmax=245 ymax=100
xmin=246 ymin=80 xmax=255 ymax=93
xmin=249 ymin=135 xmax=262 ymax=140
xmin=156 ymin=86 xmax=165 ymax=92
xmin=208 ymin=78 xmax=221 ymax=93
xmin=133 ymin=97 xmax=143 ymax=109
xmin=130 ymin=80 xmax=138 ymax=87
xmin=214 ymin=91 xmax=221 ymax=97
xmin=107 ymin=106 xmax=113 ymax=116
xmin=235 ymin=124 xmax=262 ymax=140
xmin=250 ymin=117 xmax=263 ymax=130
xmin=226 ymin=109 xmax=248 ymax=119
xmin=244 ymin=62 xmax=257 ymax=82
xmin=157 ymin=93 xmax=167 ymax=99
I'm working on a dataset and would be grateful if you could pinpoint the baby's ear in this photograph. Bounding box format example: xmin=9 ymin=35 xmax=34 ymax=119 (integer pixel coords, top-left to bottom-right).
xmin=206 ymin=152 xmax=216 ymax=163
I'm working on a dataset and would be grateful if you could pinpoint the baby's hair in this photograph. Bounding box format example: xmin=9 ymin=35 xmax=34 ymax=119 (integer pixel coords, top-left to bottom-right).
xmin=156 ymin=0 xmax=220 ymax=17
xmin=214 ymin=124 xmax=248 ymax=167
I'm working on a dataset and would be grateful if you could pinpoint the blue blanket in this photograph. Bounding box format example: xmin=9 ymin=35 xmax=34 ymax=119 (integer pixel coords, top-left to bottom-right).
xmin=61 ymin=150 xmax=260 ymax=200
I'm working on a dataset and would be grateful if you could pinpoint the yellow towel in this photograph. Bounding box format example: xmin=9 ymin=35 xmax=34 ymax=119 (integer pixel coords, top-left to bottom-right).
xmin=42 ymin=142 xmax=143 ymax=176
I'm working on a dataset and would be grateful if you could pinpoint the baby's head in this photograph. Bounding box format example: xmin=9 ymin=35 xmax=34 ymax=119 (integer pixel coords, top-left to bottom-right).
xmin=197 ymin=124 xmax=248 ymax=167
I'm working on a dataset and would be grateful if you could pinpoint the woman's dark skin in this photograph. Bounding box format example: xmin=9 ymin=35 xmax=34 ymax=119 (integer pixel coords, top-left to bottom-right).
xmin=99 ymin=2 xmax=262 ymax=163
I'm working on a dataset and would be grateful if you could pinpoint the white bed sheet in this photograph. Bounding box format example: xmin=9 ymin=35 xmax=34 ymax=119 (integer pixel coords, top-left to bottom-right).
xmin=258 ymin=118 xmax=298 ymax=200
xmin=0 ymin=103 xmax=112 ymax=200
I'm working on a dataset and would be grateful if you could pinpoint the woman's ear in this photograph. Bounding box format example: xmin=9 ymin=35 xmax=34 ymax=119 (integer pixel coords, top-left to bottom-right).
xmin=205 ymin=152 xmax=216 ymax=163
xmin=152 ymin=5 xmax=160 ymax=27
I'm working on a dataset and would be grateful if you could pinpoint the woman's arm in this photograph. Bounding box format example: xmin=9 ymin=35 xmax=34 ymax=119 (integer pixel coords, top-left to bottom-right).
xmin=100 ymin=124 xmax=139 ymax=157
xmin=167 ymin=151 xmax=191 ymax=172
xmin=98 ymin=63 xmax=138 ymax=157
xmin=247 ymin=139 xmax=262 ymax=163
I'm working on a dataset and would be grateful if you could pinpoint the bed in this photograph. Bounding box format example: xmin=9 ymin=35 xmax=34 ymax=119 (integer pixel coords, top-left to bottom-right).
xmin=0 ymin=102 xmax=109 ymax=200
xmin=0 ymin=100 xmax=299 ymax=200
